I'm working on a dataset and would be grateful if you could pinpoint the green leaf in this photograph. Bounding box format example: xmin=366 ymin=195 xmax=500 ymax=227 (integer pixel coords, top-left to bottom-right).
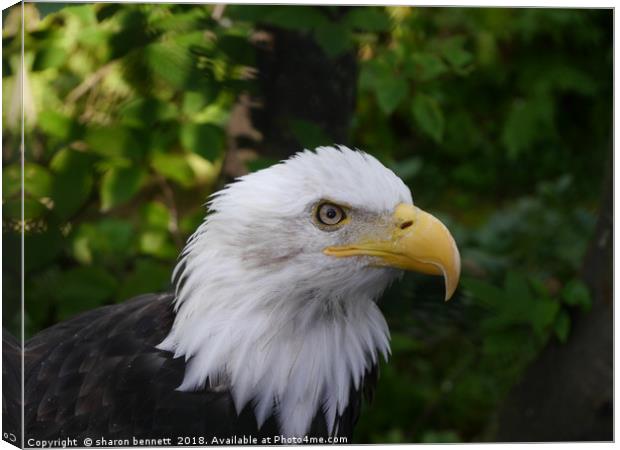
xmin=54 ymin=267 xmax=118 ymax=320
xmin=107 ymin=9 xmax=153 ymax=59
xmin=147 ymin=123 xmax=180 ymax=154
xmin=461 ymin=277 xmax=505 ymax=308
xmin=120 ymin=97 xmax=178 ymax=128
xmin=412 ymin=93 xmax=444 ymax=143
xmin=360 ymin=58 xmax=409 ymax=115
xmin=49 ymin=148 xmax=95 ymax=219
xmin=246 ymin=157 xmax=280 ymax=173
xmin=504 ymin=271 xmax=532 ymax=303
xmin=151 ymin=152 xmax=195 ymax=188
xmin=375 ymin=76 xmax=408 ymax=115
xmin=186 ymin=153 xmax=219 ymax=183
xmin=85 ymin=126 xmax=142 ymax=159
xmin=100 ymin=166 xmax=147 ymax=211
xmin=77 ymin=27 xmax=110 ymax=47
xmin=180 ymin=208 xmax=206 ymax=235
xmin=139 ymin=230 xmax=177 ymax=259
xmin=529 ymin=299 xmax=560 ymax=338
xmin=389 ymin=157 xmax=423 ymax=182
xmin=554 ymin=310 xmax=571 ymax=343
xmin=217 ymin=35 xmax=256 ymax=67
xmin=180 ymin=123 xmax=225 ymax=160
xmin=117 ymin=259 xmax=172 ymax=300
xmin=553 ymin=67 xmax=598 ymax=96
xmin=26 ymin=268 xmax=61 ymax=328
xmin=501 ymin=96 xmax=554 ymax=159
xmin=439 ymin=36 xmax=473 ymax=74
xmin=314 ymin=22 xmax=353 ymax=58
xmin=71 ymin=219 xmax=135 ymax=266
xmin=2 ymin=164 xmax=21 ymax=198
xmin=467 ymin=271 xmax=560 ymax=339
xmin=182 ymin=91 xmax=209 ymax=116
xmin=64 ymin=4 xmax=97 ymax=23
xmin=24 ymin=163 xmax=54 ymax=199
xmin=146 ymin=42 xmax=195 ymax=89
xmin=38 ymin=111 xmax=82 ymax=140
xmin=32 ymin=46 xmax=67 ymax=71
xmin=72 ymin=233 xmax=93 ymax=265
xmin=290 ymin=119 xmax=331 ymax=149
xmin=343 ymin=8 xmax=391 ymax=32
xmin=34 ymin=3 xmax=68 ymax=18
xmin=4 ymin=198 xmax=48 ymax=220
xmin=150 ymin=9 xmax=203 ymax=34
xmin=421 ymin=430 xmax=460 ymax=444
xmin=481 ymin=330 xmax=532 ymax=361
xmin=95 ymin=3 xmax=121 ymax=21
xmin=24 ymin=227 xmax=65 ymax=272
xmin=390 ymin=333 xmax=424 ymax=353
xmin=561 ymin=279 xmax=592 ymax=311
xmin=140 ymin=201 xmax=170 ymax=230
xmin=261 ymin=7 xmax=328 ymax=31
xmin=407 ymin=53 xmax=448 ymax=81
xmin=359 ymin=60 xmax=383 ymax=90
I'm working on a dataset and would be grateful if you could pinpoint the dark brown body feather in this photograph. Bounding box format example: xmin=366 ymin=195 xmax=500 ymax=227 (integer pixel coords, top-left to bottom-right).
xmin=4 ymin=293 xmax=377 ymax=444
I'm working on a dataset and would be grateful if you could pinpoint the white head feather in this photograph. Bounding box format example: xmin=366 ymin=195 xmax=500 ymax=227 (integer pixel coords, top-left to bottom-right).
xmin=158 ymin=145 xmax=413 ymax=437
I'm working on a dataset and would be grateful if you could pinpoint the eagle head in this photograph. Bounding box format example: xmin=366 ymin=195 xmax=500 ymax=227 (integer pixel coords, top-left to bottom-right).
xmin=158 ymin=145 xmax=461 ymax=437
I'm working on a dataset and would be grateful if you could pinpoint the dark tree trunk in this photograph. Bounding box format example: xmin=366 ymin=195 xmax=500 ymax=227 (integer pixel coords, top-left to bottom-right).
xmin=495 ymin=150 xmax=613 ymax=442
xmin=223 ymin=7 xmax=358 ymax=180
xmin=250 ymin=26 xmax=358 ymax=158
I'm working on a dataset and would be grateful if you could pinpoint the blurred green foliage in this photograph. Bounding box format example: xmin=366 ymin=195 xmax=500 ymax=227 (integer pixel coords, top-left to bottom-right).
xmin=2 ymin=4 xmax=611 ymax=443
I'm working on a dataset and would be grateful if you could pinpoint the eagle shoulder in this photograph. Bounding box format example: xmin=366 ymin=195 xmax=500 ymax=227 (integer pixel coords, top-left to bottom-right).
xmin=22 ymin=293 xmax=377 ymax=441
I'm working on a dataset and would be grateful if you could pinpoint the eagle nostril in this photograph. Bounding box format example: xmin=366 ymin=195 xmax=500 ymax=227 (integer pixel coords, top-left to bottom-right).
xmin=400 ymin=220 xmax=413 ymax=230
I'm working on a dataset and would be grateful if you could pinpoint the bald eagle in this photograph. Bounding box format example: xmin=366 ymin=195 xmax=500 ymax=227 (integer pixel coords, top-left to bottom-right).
xmin=8 ymin=146 xmax=460 ymax=444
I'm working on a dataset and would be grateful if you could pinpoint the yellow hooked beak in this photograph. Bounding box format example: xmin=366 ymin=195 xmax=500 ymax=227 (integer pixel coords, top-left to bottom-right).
xmin=323 ymin=203 xmax=461 ymax=301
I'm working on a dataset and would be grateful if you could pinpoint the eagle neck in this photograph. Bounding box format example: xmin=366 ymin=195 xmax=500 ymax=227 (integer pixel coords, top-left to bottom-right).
xmin=157 ymin=247 xmax=391 ymax=437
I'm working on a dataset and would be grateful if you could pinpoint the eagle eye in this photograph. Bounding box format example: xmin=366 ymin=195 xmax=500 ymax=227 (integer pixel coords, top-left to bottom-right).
xmin=316 ymin=202 xmax=346 ymax=227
